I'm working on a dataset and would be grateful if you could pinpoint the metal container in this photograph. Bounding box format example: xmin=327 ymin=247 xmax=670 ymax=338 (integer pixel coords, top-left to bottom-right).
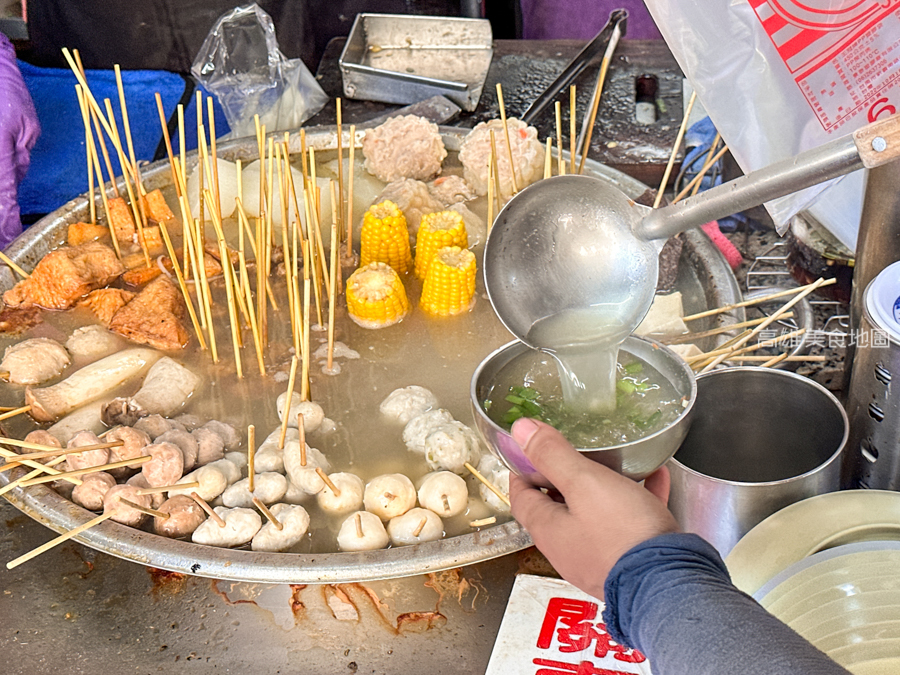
xmin=843 ymin=263 xmax=900 ymax=489
xmin=669 ymin=367 xmax=848 ymax=557
xmin=470 ymin=336 xmax=697 ymax=484
xmin=339 ymin=14 xmax=493 ymax=111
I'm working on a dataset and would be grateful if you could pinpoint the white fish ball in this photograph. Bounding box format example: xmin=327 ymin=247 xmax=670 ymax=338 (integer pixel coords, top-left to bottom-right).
xmin=337 ymin=511 xmax=389 ymax=552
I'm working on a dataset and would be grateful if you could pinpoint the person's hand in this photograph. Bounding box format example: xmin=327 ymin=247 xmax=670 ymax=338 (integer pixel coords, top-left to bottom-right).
xmin=509 ymin=417 xmax=679 ymax=600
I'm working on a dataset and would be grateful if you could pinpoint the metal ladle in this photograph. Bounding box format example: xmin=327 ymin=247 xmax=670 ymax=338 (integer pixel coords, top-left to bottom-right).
xmin=484 ymin=114 xmax=900 ymax=348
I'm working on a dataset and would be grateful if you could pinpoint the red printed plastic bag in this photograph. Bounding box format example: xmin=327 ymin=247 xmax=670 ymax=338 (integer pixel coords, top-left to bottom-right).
xmin=644 ymin=0 xmax=900 ymax=249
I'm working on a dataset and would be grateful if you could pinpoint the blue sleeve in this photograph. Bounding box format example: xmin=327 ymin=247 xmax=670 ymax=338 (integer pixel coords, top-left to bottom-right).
xmin=602 ymin=533 xmax=852 ymax=675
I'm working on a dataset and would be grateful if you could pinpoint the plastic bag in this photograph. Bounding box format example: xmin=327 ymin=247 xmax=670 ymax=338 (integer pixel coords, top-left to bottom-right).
xmin=643 ymin=0 xmax=900 ymax=250
xmin=191 ymin=3 xmax=328 ymax=139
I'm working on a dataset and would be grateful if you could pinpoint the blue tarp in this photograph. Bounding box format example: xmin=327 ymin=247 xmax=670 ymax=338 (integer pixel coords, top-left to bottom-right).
xmin=18 ymin=61 xmax=229 ymax=216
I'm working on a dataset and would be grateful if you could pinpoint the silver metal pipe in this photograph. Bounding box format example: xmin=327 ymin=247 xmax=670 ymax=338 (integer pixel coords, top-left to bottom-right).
xmin=636 ymin=135 xmax=863 ymax=240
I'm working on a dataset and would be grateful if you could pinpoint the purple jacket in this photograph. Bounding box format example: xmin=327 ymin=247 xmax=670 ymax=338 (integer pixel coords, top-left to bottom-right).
xmin=0 ymin=33 xmax=40 ymax=248
xmin=520 ymin=0 xmax=662 ymax=40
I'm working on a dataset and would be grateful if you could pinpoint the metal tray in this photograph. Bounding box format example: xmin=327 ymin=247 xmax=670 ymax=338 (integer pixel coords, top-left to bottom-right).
xmin=339 ymin=14 xmax=493 ymax=111
xmin=0 ymin=127 xmax=742 ymax=583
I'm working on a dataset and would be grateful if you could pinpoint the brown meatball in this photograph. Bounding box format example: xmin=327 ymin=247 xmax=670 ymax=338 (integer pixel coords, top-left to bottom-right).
xmin=201 ymin=420 xmax=242 ymax=451
xmin=140 ymin=441 xmax=184 ymax=488
xmin=71 ymin=471 xmax=116 ymax=511
xmin=103 ymin=484 xmax=152 ymax=527
xmin=157 ymin=429 xmax=199 ymax=472
xmin=64 ymin=431 xmax=110 ymax=472
xmin=133 ymin=414 xmax=185 ymax=440
xmin=126 ymin=472 xmax=164 ymax=508
xmin=153 ymin=495 xmax=206 ymax=538
xmin=192 ymin=427 xmax=225 ymax=465
xmin=105 ymin=426 xmax=151 ymax=478
xmin=23 ymin=429 xmax=62 ymax=461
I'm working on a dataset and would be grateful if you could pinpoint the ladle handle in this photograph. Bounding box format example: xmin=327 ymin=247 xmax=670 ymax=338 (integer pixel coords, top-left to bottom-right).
xmin=636 ymin=113 xmax=900 ymax=241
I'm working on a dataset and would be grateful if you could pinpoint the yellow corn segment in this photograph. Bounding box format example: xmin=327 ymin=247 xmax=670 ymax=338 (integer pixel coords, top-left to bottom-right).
xmin=360 ymin=200 xmax=413 ymax=275
xmin=346 ymin=262 xmax=411 ymax=329
xmin=420 ymin=246 xmax=477 ymax=317
xmin=414 ymin=210 xmax=468 ymax=279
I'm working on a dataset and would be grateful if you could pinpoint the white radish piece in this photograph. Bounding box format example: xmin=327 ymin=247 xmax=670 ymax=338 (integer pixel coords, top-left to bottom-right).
xmin=131 ymin=357 xmax=201 ymax=417
xmin=47 ymin=400 xmax=107 ymax=445
xmin=66 ymin=325 xmax=122 ymax=359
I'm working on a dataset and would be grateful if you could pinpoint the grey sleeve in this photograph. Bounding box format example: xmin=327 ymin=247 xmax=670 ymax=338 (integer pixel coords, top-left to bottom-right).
xmin=602 ymin=533 xmax=852 ymax=675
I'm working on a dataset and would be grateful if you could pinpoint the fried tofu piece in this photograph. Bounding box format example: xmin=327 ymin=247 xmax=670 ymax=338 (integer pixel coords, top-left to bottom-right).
xmin=3 ymin=242 xmax=125 ymax=310
xmin=0 ymin=305 xmax=42 ymax=334
xmin=67 ymin=222 xmax=110 ymax=247
xmin=79 ymin=288 xmax=136 ymax=327
xmin=122 ymin=265 xmax=162 ymax=287
xmin=108 ymin=197 xmax=137 ymax=243
xmin=141 ymin=189 xmax=175 ymax=223
xmin=136 ymin=226 xmax=164 ymax=256
xmin=109 ymin=276 xmax=189 ymax=350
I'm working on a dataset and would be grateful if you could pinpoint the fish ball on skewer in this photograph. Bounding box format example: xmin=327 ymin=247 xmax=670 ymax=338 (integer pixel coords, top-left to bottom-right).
xmin=480 ymin=468 xmax=510 ymax=514
xmin=65 ymin=430 xmax=110 ymax=471
xmin=316 ymin=472 xmax=364 ymax=517
xmin=103 ymin=484 xmax=152 ymax=527
xmin=251 ymin=503 xmax=311 ymax=552
xmin=206 ymin=458 xmax=241 ymax=485
xmin=402 ymin=409 xmax=454 ymax=454
xmin=337 ymin=511 xmax=389 ymax=552
xmin=1 ymin=337 xmax=70 ymax=385
xmin=424 ymin=421 xmax=482 ymax=474
xmin=224 ymin=451 xmax=248 ymax=471
xmin=284 ymin=441 xmax=330 ymax=495
xmin=157 ymin=429 xmax=199 ymax=472
xmin=168 ymin=464 xmax=228 ymax=502
xmin=379 ymin=385 xmax=438 ymax=425
xmin=71 ymin=472 xmax=116 ymax=511
xmin=417 ymin=471 xmax=468 ymax=518
xmin=252 ymin=427 xmax=297 ymax=474
xmin=141 ymin=441 xmax=185 ymax=488
xmin=193 ymin=427 xmax=226 ymax=465
xmin=222 ymin=473 xmax=288 ymax=508
xmin=364 ymin=473 xmax=416 ymax=521
xmin=192 ymin=507 xmax=261 ymax=548
xmin=276 ymin=392 xmax=325 ymax=433
xmin=153 ymin=495 xmax=206 ymax=538
xmin=23 ymin=430 xmax=61 ymax=457
xmin=388 ymin=507 xmax=443 ymax=546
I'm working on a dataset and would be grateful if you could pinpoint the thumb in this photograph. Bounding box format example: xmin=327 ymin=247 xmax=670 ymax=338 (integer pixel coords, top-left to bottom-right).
xmin=644 ymin=465 xmax=671 ymax=505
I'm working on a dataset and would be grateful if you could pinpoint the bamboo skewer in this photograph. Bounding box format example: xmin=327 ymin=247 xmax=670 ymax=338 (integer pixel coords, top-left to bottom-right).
xmin=355 ymin=512 xmax=364 ymax=538
xmin=495 ymin=83 xmax=518 ymax=194
xmin=205 ymin=192 xmax=242 ymax=377
xmin=761 ymin=352 xmax=790 ymax=368
xmin=487 ymin=140 xmax=496 ymax=230
xmin=347 ymin=124 xmax=356 ymax=257
xmin=327 ymin=182 xmax=339 ymax=372
xmin=298 ymin=413 xmax=306 ymax=466
xmin=0 ymin=447 xmax=81 ymax=485
xmin=336 ymin=98 xmax=345 ymax=238
xmin=159 ymin=221 xmax=207 ymax=350
xmin=672 ymin=144 xmax=729 ymax=204
xmin=489 ymin=129 xmax=502 ymax=212
xmin=470 ymin=516 xmax=497 ymax=528
xmin=691 ymin=132 xmax=722 ymax=199
xmin=0 ymin=456 xmax=67 ymax=498
xmin=0 ymin=250 xmax=30 ymax=280
xmin=577 ymin=32 xmax=617 ymax=175
xmin=135 ymin=481 xmax=199 ymax=496
xmin=0 ymin=404 xmax=31 ymax=421
xmin=464 ymin=462 xmax=510 ymax=507
xmin=686 ymin=328 xmax=807 ymax=364
xmin=412 ymin=517 xmax=428 ymax=538
xmin=207 ymin=97 xmax=222 ymax=218
xmin=0 ymin=439 xmax=123 ymax=463
xmin=316 ymin=468 xmax=340 ymax=496
xmin=727 ymin=355 xmax=824 ymax=363
xmin=554 ymin=101 xmax=564 ymax=176
xmin=279 ymin=356 xmax=299 ymax=450
xmin=119 ymin=497 xmax=170 ymax=520
xmin=684 ymin=279 xmax=837 ymax=322
xmin=253 ymin=497 xmax=282 ymax=530
xmin=543 ymin=138 xmax=552 ymax=180
xmin=569 ymin=85 xmax=577 ymax=175
xmin=20 ymin=455 xmax=152 ymax=487
xmin=653 ymin=90 xmax=697 ymax=208
xmin=239 ymin=249 xmax=266 ymax=376
xmin=661 ymin=312 xmax=795 ymax=345
xmin=191 ymin=491 xmax=226 ymax=527
xmin=7 ymin=511 xmax=116 ymax=569
xmin=302 ymin=275 xmax=312 ymax=402
xmin=247 ymin=425 xmax=256 ymax=493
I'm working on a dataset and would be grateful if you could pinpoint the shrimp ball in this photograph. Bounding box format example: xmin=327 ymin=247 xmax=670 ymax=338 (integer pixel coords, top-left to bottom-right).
xmin=251 ymin=503 xmax=311 ymax=552
xmin=72 ymin=472 xmax=116 ymax=511
xmin=337 ymin=511 xmax=389 ymax=552
xmin=105 ymin=426 xmax=151 ymax=478
xmin=141 ymin=441 xmax=185 ymax=488
xmin=316 ymin=472 xmax=364 ymax=516
xmin=379 ymin=385 xmax=438 ymax=425
xmin=283 ymin=441 xmax=330 ymax=495
xmin=153 ymin=495 xmax=206 ymax=538
xmin=192 ymin=507 xmax=261 ymax=548
xmin=222 ymin=473 xmax=288 ymax=508
xmin=417 ymin=471 xmax=468 ymax=517
xmin=424 ymin=421 xmax=482 ymax=474
xmin=168 ymin=464 xmax=228 ymax=502
xmin=65 ymin=431 xmax=109 ymax=471
xmin=388 ymin=508 xmax=443 ymax=546
xmin=103 ymin=484 xmax=152 ymax=527
xmin=364 ymin=473 xmax=416 ymax=520
xmin=480 ymin=468 xmax=511 ymax=514
xmin=402 ymin=409 xmax=454 ymax=454
xmin=276 ymin=392 xmax=325 ymax=433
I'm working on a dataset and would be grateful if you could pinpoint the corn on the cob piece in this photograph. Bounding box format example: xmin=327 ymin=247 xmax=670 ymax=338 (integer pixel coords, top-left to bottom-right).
xmin=420 ymin=246 xmax=477 ymax=317
xmin=346 ymin=262 xmax=411 ymax=329
xmin=414 ymin=210 xmax=468 ymax=279
xmin=360 ymin=200 xmax=413 ymax=275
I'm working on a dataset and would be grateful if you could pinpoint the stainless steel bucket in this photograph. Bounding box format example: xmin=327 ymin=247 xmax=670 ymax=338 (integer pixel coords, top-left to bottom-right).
xmin=668 ymin=367 xmax=848 ymax=556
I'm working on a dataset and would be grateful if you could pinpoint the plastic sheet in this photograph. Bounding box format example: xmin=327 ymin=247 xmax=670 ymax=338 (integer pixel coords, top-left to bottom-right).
xmin=644 ymin=0 xmax=900 ymax=250
xmin=191 ymin=3 xmax=327 ymax=138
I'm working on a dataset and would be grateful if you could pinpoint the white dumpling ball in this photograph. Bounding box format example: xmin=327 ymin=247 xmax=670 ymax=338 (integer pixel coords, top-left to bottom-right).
xmin=251 ymin=503 xmax=310 ymax=552
xmin=253 ymin=427 xmax=297 ymax=474
xmin=417 ymin=471 xmax=468 ymax=517
xmin=316 ymin=472 xmax=364 ymax=516
xmin=221 ymin=472 xmax=288 ymax=508
xmin=337 ymin=511 xmax=389 ymax=552
xmin=379 ymin=385 xmax=438 ymax=425
xmin=206 ymin=458 xmax=242 ymax=485
xmin=282 ymin=478 xmax=313 ymax=505
xmin=167 ymin=464 xmax=228 ymax=502
xmin=224 ymin=451 xmax=248 ymax=471
xmin=276 ymin=392 xmax=325 ymax=433
xmin=480 ymin=468 xmax=511 ymax=514
xmin=403 ymin=409 xmax=454 ymax=454
xmin=364 ymin=473 xmax=417 ymax=520
xmin=424 ymin=421 xmax=483 ymax=474
xmin=192 ymin=506 xmax=261 ymax=547
xmin=283 ymin=440 xmax=331 ymax=495
xmin=388 ymin=507 xmax=444 ymax=546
